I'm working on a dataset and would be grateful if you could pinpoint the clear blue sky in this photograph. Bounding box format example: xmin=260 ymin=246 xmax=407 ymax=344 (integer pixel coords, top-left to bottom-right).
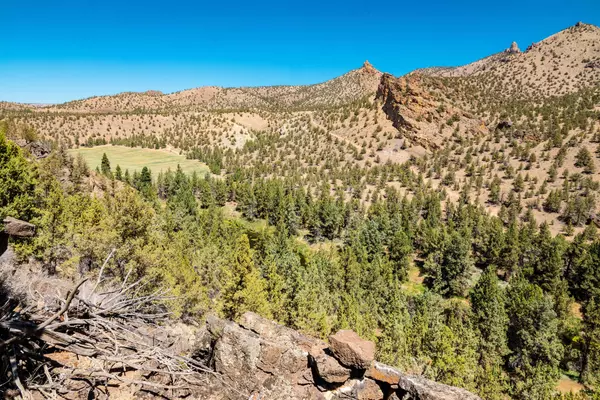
xmin=2 ymin=0 xmax=599 ymax=104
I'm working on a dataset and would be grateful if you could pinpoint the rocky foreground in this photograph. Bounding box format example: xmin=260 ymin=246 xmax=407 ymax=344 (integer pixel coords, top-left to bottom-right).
xmin=191 ymin=312 xmax=482 ymax=400
xmin=1 ymin=217 xmax=480 ymax=399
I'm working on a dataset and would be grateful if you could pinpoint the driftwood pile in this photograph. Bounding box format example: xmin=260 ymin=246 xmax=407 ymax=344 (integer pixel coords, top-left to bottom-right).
xmin=0 ymin=254 xmax=238 ymax=400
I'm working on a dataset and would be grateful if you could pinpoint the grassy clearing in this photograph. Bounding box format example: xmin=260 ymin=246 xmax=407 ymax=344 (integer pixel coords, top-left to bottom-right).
xmin=557 ymin=374 xmax=585 ymax=394
xmin=402 ymin=265 xmax=426 ymax=295
xmin=68 ymin=145 xmax=210 ymax=177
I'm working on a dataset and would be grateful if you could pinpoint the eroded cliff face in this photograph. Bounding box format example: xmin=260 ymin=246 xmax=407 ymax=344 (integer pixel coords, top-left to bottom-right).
xmin=375 ymin=73 xmax=487 ymax=151
xmin=192 ymin=312 xmax=482 ymax=400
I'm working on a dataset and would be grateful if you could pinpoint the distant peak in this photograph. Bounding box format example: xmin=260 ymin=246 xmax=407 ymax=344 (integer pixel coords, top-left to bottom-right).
xmin=506 ymin=41 xmax=521 ymax=54
xmin=361 ymin=60 xmax=378 ymax=74
xmin=571 ymin=21 xmax=599 ymax=31
xmin=144 ymin=90 xmax=163 ymax=97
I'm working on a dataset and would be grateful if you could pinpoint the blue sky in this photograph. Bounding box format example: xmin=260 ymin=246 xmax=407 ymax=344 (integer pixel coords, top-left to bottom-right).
xmin=2 ymin=0 xmax=599 ymax=104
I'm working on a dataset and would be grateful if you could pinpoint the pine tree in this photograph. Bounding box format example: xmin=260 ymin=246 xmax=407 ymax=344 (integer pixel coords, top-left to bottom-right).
xmin=388 ymin=230 xmax=412 ymax=281
xmin=506 ymin=279 xmax=563 ymax=399
xmin=100 ymin=153 xmax=111 ymax=177
xmin=470 ymin=267 xmax=509 ymax=399
xmin=582 ymin=297 xmax=600 ymax=386
xmin=0 ymin=127 xmax=38 ymax=220
xmin=114 ymin=164 xmax=123 ymax=181
xmin=425 ymin=230 xmax=473 ymax=296
xmin=222 ymin=234 xmax=270 ymax=320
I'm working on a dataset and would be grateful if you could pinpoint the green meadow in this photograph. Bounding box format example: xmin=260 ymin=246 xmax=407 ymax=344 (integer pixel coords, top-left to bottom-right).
xmin=68 ymin=145 xmax=210 ymax=177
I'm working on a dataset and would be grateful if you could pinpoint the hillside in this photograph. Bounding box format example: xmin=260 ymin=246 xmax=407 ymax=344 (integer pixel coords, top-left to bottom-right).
xmin=39 ymin=61 xmax=382 ymax=113
xmin=418 ymin=22 xmax=600 ymax=100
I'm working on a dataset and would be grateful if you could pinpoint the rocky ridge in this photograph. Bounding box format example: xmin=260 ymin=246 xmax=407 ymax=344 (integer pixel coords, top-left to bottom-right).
xmin=417 ymin=22 xmax=600 ymax=99
xmin=375 ymin=73 xmax=487 ymax=150
xmin=191 ymin=312 xmax=482 ymax=400
xmin=36 ymin=62 xmax=382 ymax=113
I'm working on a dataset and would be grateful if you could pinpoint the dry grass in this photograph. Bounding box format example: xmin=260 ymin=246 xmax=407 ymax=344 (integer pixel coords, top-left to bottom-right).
xmin=68 ymin=145 xmax=210 ymax=176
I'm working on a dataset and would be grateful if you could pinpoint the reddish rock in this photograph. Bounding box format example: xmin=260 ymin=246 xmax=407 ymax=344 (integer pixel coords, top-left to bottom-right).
xmin=366 ymin=362 xmax=402 ymax=385
xmin=356 ymin=378 xmax=384 ymax=400
xmin=313 ymin=353 xmax=351 ymax=384
xmin=328 ymin=330 xmax=375 ymax=369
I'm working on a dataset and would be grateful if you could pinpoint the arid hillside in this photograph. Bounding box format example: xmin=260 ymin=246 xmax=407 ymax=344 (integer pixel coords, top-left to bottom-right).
xmin=2 ymin=23 xmax=600 ymax=235
xmin=34 ymin=61 xmax=381 ymax=113
xmin=418 ymin=22 xmax=600 ymax=100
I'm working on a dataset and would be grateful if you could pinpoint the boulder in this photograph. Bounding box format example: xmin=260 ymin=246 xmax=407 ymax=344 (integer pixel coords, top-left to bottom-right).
xmin=3 ymin=217 xmax=35 ymax=237
xmin=329 ymin=330 xmax=375 ymax=369
xmin=312 ymin=352 xmax=351 ymax=384
xmin=585 ymin=60 xmax=600 ymax=69
xmin=366 ymin=362 xmax=402 ymax=385
xmin=397 ymin=375 xmax=482 ymax=400
xmin=356 ymin=378 xmax=385 ymax=400
xmin=211 ymin=320 xmax=262 ymax=392
xmin=496 ymin=120 xmax=513 ymax=130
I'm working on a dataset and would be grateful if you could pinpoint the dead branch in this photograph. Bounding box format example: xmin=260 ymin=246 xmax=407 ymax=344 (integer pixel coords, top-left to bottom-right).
xmin=0 ymin=249 xmax=250 ymax=400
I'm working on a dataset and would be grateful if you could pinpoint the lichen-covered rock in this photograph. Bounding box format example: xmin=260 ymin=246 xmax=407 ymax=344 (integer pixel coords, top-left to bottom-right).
xmin=312 ymin=352 xmax=352 ymax=384
xmin=212 ymin=320 xmax=262 ymax=392
xmin=171 ymin=312 xmax=482 ymax=400
xmin=329 ymin=330 xmax=375 ymax=369
xmin=366 ymin=362 xmax=402 ymax=385
xmin=397 ymin=375 xmax=482 ymax=400
xmin=3 ymin=217 xmax=35 ymax=237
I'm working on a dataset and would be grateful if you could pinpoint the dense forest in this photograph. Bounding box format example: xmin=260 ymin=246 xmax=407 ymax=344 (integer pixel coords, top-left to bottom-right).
xmin=2 ymin=122 xmax=600 ymax=400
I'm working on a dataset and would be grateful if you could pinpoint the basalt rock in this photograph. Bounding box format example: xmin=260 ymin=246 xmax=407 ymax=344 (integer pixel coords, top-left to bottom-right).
xmin=496 ymin=120 xmax=513 ymax=130
xmin=192 ymin=312 xmax=482 ymax=400
xmin=376 ymin=73 xmax=419 ymax=134
xmin=585 ymin=60 xmax=600 ymax=69
xmin=329 ymin=329 xmax=375 ymax=369
xmin=398 ymin=375 xmax=482 ymax=400
xmin=3 ymin=217 xmax=36 ymax=237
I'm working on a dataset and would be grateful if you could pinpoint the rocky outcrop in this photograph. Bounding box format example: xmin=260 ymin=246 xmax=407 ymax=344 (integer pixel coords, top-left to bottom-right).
xmin=1 ymin=217 xmax=35 ymax=258
xmin=506 ymin=41 xmax=521 ymax=54
xmin=376 ymin=73 xmax=488 ymax=151
xmin=585 ymin=60 xmax=600 ymax=69
xmin=329 ymin=329 xmax=375 ymax=369
xmin=3 ymin=217 xmax=36 ymax=237
xmin=14 ymin=139 xmax=51 ymax=159
xmin=192 ymin=312 xmax=482 ymax=400
xmin=376 ymin=73 xmax=419 ymax=134
xmin=361 ymin=60 xmax=378 ymax=75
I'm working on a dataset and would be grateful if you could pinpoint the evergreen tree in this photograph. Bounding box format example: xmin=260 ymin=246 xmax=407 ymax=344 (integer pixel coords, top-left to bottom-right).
xmin=114 ymin=164 xmax=123 ymax=181
xmin=388 ymin=230 xmax=412 ymax=281
xmin=0 ymin=127 xmax=38 ymax=220
xmin=582 ymin=297 xmax=600 ymax=386
xmin=222 ymin=234 xmax=270 ymax=320
xmin=100 ymin=153 xmax=112 ymax=177
xmin=425 ymin=230 xmax=473 ymax=296
xmin=470 ymin=267 xmax=509 ymax=399
xmin=506 ymin=279 xmax=563 ymax=399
